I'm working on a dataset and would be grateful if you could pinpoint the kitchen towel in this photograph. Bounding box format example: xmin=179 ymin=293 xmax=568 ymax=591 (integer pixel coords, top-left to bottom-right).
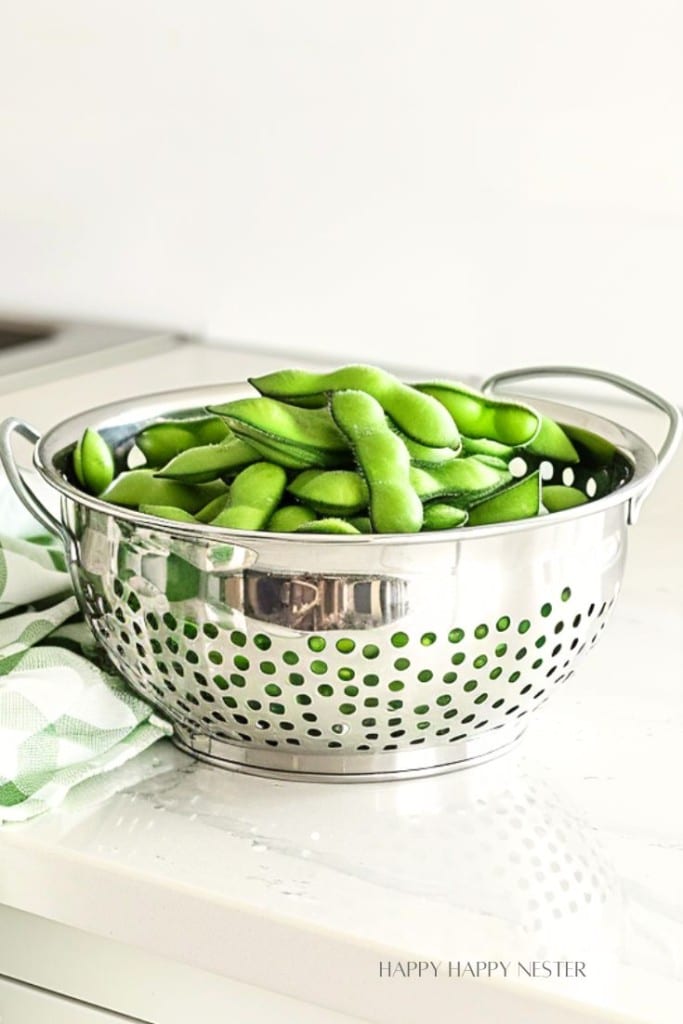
xmin=0 ymin=482 xmax=170 ymax=823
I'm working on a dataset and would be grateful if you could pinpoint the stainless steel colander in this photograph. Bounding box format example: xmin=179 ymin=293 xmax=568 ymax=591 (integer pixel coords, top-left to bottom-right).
xmin=1 ymin=367 xmax=679 ymax=781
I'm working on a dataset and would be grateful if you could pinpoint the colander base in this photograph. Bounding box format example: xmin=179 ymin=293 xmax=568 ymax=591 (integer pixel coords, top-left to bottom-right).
xmin=171 ymin=723 xmax=526 ymax=782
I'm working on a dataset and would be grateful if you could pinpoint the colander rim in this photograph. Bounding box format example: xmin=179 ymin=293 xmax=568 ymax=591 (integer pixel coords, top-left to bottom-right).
xmin=33 ymin=380 xmax=657 ymax=545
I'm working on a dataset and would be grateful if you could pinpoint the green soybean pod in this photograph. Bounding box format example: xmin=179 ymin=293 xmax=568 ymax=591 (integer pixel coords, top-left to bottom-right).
xmin=139 ymin=505 xmax=199 ymax=523
xmin=287 ymin=469 xmax=369 ymax=515
xmin=136 ymin=417 xmax=229 ymax=466
xmin=101 ymin=470 xmax=226 ymax=513
xmin=415 ymin=381 xmax=540 ymax=446
xmin=422 ymin=504 xmax=468 ymax=530
xmin=346 ymin=516 xmax=372 ymax=533
xmin=460 ymin=435 xmax=514 ymax=460
xmin=294 ymin=518 xmax=362 ymax=535
xmin=250 ymin=365 xmax=459 ymax=448
xmin=542 ymin=485 xmax=588 ymax=512
xmin=396 ymin=430 xmax=461 ymax=467
xmin=330 ymin=390 xmax=423 ymax=534
xmin=208 ymin=397 xmax=348 ymax=456
xmin=156 ymin=437 xmax=259 ymax=483
xmin=73 ymin=428 xmax=115 ymax=495
xmin=211 ymin=462 xmax=287 ymax=530
xmin=467 ymin=471 xmax=542 ymax=526
xmin=267 ymin=504 xmax=317 ymax=532
xmin=195 ymin=492 xmax=231 ymax=523
xmin=563 ymin=425 xmax=617 ymax=468
xmin=523 ymin=417 xmax=579 ymax=463
xmin=409 ymin=457 xmax=511 ymax=503
xmin=237 ymin=432 xmax=345 ymax=469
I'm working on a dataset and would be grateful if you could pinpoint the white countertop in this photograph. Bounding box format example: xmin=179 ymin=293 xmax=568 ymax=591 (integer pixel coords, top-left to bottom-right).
xmin=0 ymin=342 xmax=681 ymax=1024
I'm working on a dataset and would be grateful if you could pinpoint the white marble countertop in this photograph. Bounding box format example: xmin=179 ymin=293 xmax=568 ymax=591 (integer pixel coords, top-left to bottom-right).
xmin=0 ymin=343 xmax=681 ymax=1023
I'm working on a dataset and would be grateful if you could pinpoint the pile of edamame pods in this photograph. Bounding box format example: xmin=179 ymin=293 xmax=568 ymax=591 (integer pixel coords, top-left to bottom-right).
xmin=71 ymin=365 xmax=608 ymax=534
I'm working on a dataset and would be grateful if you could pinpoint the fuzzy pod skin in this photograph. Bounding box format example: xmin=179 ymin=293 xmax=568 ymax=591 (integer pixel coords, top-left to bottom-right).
xmin=73 ymin=428 xmax=115 ymax=495
xmin=267 ymin=504 xmax=317 ymax=532
xmin=209 ymin=398 xmax=348 ymax=456
xmin=293 ymin=518 xmax=362 ymax=535
xmin=467 ymin=471 xmax=542 ymax=526
xmin=155 ymin=438 xmax=259 ymax=483
xmin=136 ymin=417 xmax=230 ymax=466
xmin=210 ymin=462 xmax=287 ymax=531
xmin=250 ymin=365 xmax=459 ymax=449
xmin=100 ymin=469 xmax=226 ymax=513
xmin=422 ymin=504 xmax=468 ymax=530
xmin=409 ymin=457 xmax=511 ymax=503
xmin=415 ymin=381 xmax=540 ymax=447
xmin=287 ymin=469 xmax=369 ymax=516
xmin=523 ymin=417 xmax=579 ymax=463
xmin=330 ymin=390 xmax=423 ymax=533
xmin=240 ymin=433 xmax=346 ymax=469
xmin=542 ymin=485 xmax=589 ymax=512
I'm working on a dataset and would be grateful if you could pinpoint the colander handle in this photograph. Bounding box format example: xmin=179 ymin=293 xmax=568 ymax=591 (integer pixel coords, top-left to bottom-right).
xmin=0 ymin=417 xmax=69 ymax=542
xmin=481 ymin=366 xmax=682 ymax=524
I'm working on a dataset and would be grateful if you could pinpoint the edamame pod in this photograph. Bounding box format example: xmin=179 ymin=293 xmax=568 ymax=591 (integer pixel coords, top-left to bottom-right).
xmin=240 ymin=433 xmax=346 ymax=469
xmin=211 ymin=463 xmax=287 ymax=530
xmin=461 ymin=435 xmax=514 ymax=460
xmin=195 ymin=492 xmax=231 ymax=523
xmin=136 ymin=417 xmax=230 ymax=466
xmin=346 ymin=516 xmax=372 ymax=533
xmin=287 ymin=469 xmax=369 ymax=516
xmin=156 ymin=437 xmax=259 ymax=483
xmin=396 ymin=430 xmax=461 ymax=467
xmin=409 ymin=457 xmax=511 ymax=503
xmin=267 ymin=504 xmax=317 ymax=532
xmin=415 ymin=381 xmax=540 ymax=446
xmin=139 ymin=505 xmax=199 ymax=523
xmin=209 ymin=397 xmax=348 ymax=459
xmin=422 ymin=504 xmax=468 ymax=530
xmin=293 ymin=518 xmax=362 ymax=535
xmin=101 ymin=469 xmax=226 ymax=513
xmin=330 ymin=391 xmax=423 ymax=533
xmin=250 ymin=365 xmax=459 ymax=448
xmin=523 ymin=417 xmax=579 ymax=463
xmin=563 ymin=425 xmax=617 ymax=467
xmin=542 ymin=486 xmax=588 ymax=512
xmin=468 ymin=471 xmax=542 ymax=526
xmin=73 ymin=428 xmax=115 ymax=495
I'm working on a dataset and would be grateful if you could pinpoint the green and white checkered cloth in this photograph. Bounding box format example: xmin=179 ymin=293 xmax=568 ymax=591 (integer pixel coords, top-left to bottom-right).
xmin=0 ymin=481 xmax=171 ymax=823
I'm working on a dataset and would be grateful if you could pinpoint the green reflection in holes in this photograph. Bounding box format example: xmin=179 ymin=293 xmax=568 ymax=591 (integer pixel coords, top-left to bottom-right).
xmin=336 ymin=638 xmax=355 ymax=654
xmin=449 ymin=628 xmax=464 ymax=643
xmin=308 ymin=636 xmax=326 ymax=652
xmin=338 ymin=667 xmax=355 ymax=681
xmin=230 ymin=630 xmax=246 ymax=647
xmin=282 ymin=650 xmax=299 ymax=665
xmin=317 ymin=684 xmax=333 ymax=696
xmin=391 ymin=632 xmax=409 ymax=648
xmin=310 ymin=660 xmax=328 ymax=675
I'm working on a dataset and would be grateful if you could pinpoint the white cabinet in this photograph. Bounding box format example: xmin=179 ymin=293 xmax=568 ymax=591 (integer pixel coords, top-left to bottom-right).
xmin=0 ymin=974 xmax=136 ymax=1023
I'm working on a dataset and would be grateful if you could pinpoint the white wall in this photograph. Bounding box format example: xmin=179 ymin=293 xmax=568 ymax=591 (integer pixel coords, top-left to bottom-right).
xmin=1 ymin=1 xmax=682 ymax=396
